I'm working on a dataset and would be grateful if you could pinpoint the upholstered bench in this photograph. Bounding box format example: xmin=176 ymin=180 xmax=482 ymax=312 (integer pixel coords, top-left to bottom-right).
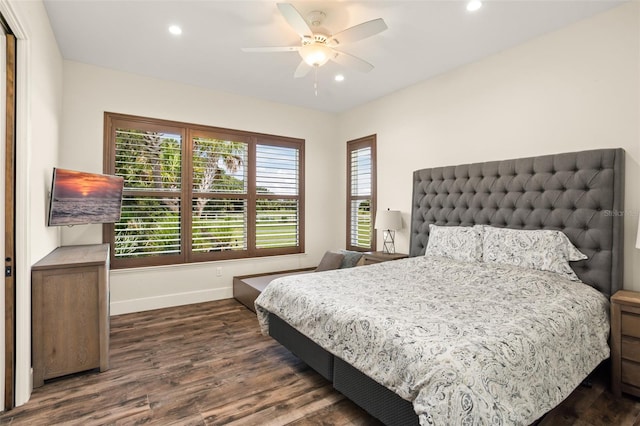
xmin=233 ymin=250 xmax=365 ymax=312
xmin=233 ymin=268 xmax=316 ymax=313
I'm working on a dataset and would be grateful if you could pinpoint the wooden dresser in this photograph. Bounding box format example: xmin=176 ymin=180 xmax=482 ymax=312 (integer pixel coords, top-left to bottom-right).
xmin=611 ymin=290 xmax=640 ymax=397
xmin=31 ymin=244 xmax=110 ymax=387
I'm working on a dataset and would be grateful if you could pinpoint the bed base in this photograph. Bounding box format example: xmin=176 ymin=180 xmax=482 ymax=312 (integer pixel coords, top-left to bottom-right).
xmin=269 ymin=313 xmax=333 ymax=381
xmin=269 ymin=313 xmax=419 ymax=425
xmin=334 ymin=357 xmax=419 ymax=425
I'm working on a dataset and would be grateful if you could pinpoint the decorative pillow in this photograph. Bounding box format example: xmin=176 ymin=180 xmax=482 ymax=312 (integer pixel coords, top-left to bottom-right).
xmin=482 ymin=226 xmax=587 ymax=281
xmin=425 ymin=224 xmax=484 ymax=262
xmin=315 ymin=251 xmax=345 ymax=272
xmin=339 ymin=250 xmax=364 ymax=269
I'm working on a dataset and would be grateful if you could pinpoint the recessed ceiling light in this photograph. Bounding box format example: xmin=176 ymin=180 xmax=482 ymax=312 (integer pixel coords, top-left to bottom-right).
xmin=466 ymin=0 xmax=482 ymax=12
xmin=168 ymin=25 xmax=182 ymax=35
xmin=334 ymin=74 xmax=345 ymax=82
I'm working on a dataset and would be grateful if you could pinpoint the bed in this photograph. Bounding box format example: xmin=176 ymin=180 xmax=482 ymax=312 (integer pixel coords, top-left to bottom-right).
xmin=254 ymin=148 xmax=625 ymax=425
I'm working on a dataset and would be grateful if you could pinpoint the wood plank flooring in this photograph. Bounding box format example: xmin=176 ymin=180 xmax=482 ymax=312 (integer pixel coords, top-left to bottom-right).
xmin=0 ymin=298 xmax=639 ymax=425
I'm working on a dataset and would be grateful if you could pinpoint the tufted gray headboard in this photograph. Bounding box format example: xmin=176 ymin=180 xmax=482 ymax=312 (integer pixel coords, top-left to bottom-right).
xmin=410 ymin=148 xmax=625 ymax=297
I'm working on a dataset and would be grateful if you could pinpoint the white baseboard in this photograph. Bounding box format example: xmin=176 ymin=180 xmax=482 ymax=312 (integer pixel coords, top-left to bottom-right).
xmin=110 ymin=287 xmax=232 ymax=315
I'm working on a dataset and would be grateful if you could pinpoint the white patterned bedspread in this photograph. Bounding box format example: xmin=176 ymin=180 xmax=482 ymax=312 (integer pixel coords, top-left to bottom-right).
xmin=254 ymin=256 xmax=610 ymax=425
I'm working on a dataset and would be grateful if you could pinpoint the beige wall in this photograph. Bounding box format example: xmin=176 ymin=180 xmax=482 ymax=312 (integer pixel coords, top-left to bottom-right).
xmin=4 ymin=0 xmax=64 ymax=262
xmin=338 ymin=2 xmax=640 ymax=290
xmin=59 ymin=62 xmax=342 ymax=314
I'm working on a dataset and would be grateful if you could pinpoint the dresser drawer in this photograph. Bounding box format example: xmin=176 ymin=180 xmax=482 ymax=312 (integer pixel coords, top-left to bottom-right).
xmin=621 ymin=312 xmax=640 ymax=338
xmin=622 ymin=336 xmax=640 ymax=363
xmin=622 ymin=359 xmax=640 ymax=387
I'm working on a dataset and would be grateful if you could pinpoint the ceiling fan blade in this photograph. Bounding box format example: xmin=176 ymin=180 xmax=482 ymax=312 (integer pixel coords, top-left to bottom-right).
xmin=331 ymin=50 xmax=374 ymax=73
xmin=329 ymin=18 xmax=388 ymax=46
xmin=277 ymin=3 xmax=313 ymax=38
xmin=294 ymin=60 xmax=312 ymax=78
xmin=241 ymin=46 xmax=300 ymax=53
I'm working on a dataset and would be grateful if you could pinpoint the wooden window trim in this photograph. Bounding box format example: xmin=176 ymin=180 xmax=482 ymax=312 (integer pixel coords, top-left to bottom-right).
xmin=103 ymin=112 xmax=305 ymax=269
xmin=346 ymin=135 xmax=377 ymax=252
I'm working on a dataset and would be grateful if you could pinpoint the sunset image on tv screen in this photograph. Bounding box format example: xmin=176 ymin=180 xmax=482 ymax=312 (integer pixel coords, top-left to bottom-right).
xmin=48 ymin=168 xmax=124 ymax=226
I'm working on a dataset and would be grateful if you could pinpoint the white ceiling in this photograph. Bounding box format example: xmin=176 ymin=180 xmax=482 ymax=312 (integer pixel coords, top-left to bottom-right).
xmin=43 ymin=0 xmax=624 ymax=113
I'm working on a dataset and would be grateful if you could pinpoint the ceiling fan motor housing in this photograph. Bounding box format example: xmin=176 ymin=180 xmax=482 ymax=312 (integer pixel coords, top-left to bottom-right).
xmin=301 ymin=34 xmax=329 ymax=45
xmin=307 ymin=10 xmax=326 ymax=27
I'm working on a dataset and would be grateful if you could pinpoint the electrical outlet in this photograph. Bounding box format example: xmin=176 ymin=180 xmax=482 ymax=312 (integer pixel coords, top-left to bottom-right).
xmin=216 ymin=267 xmax=222 ymax=277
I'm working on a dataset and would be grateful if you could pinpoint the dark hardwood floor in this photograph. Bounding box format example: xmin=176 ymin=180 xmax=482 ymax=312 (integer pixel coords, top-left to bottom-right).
xmin=1 ymin=299 xmax=639 ymax=425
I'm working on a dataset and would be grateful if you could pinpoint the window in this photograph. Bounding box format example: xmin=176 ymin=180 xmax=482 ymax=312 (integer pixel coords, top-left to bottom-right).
xmin=346 ymin=135 xmax=376 ymax=251
xmin=103 ymin=113 xmax=304 ymax=268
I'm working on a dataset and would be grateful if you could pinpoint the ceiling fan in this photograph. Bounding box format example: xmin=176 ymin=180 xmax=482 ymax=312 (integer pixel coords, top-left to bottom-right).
xmin=242 ymin=3 xmax=388 ymax=78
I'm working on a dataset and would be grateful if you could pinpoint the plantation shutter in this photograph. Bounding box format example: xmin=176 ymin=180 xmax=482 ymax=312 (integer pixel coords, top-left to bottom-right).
xmin=113 ymin=127 xmax=183 ymax=262
xmin=346 ymin=136 xmax=376 ymax=251
xmin=191 ymin=135 xmax=248 ymax=253
xmin=255 ymin=143 xmax=300 ymax=249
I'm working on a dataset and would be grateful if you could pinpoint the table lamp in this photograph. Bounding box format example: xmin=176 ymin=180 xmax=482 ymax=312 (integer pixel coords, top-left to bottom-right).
xmin=375 ymin=209 xmax=402 ymax=254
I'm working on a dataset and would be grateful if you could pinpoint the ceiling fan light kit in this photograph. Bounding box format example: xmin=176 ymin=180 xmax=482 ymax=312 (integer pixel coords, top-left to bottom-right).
xmin=300 ymin=43 xmax=332 ymax=67
xmin=242 ymin=2 xmax=388 ymax=91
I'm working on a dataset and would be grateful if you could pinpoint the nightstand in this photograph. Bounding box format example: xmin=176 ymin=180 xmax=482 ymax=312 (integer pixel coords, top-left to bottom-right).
xmin=362 ymin=251 xmax=408 ymax=265
xmin=611 ymin=290 xmax=640 ymax=398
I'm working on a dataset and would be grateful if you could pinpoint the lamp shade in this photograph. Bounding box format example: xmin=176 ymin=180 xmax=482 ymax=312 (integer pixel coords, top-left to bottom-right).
xmin=375 ymin=210 xmax=402 ymax=231
xmin=636 ymin=214 xmax=640 ymax=249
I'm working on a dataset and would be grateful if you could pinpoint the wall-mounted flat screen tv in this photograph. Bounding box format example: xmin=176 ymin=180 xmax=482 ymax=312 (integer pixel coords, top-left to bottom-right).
xmin=47 ymin=168 xmax=124 ymax=226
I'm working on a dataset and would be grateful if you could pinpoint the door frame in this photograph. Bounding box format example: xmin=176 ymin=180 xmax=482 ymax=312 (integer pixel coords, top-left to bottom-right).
xmin=0 ymin=0 xmax=30 ymax=409
xmin=2 ymin=28 xmax=15 ymax=411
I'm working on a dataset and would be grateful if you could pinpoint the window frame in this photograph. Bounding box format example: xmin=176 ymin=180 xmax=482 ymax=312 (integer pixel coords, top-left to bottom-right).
xmin=346 ymin=134 xmax=377 ymax=252
xmin=103 ymin=112 xmax=305 ymax=269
